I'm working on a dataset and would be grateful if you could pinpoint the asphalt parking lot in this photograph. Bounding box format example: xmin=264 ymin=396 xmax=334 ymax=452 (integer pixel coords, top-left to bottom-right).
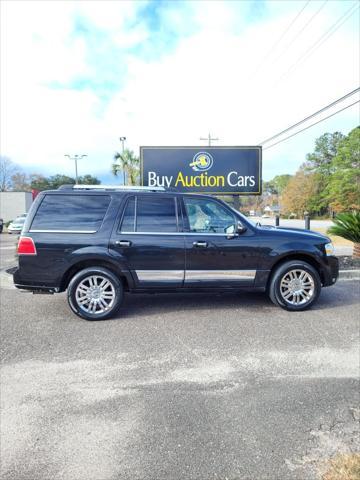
xmin=1 ymin=234 xmax=359 ymax=480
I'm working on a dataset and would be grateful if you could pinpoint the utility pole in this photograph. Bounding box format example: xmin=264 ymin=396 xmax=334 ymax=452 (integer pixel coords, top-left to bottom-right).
xmin=119 ymin=136 xmax=126 ymax=185
xmin=200 ymin=132 xmax=219 ymax=147
xmin=64 ymin=154 xmax=87 ymax=184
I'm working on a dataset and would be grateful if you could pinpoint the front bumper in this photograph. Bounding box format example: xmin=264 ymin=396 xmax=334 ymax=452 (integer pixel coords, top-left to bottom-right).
xmin=322 ymin=256 xmax=339 ymax=286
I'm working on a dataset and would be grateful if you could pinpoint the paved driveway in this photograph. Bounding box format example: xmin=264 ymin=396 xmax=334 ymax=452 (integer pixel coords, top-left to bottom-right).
xmin=1 ymin=234 xmax=359 ymax=480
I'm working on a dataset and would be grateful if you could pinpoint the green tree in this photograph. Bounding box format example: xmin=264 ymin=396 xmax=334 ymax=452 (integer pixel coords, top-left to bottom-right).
xmin=30 ymin=173 xmax=101 ymax=191
xmin=29 ymin=174 xmax=51 ymax=191
xmin=77 ymin=174 xmax=101 ymax=185
xmin=112 ymin=149 xmax=140 ymax=186
xmin=303 ymin=131 xmax=345 ymax=214
xmin=47 ymin=175 xmax=76 ymax=189
xmin=272 ymin=174 xmax=292 ymax=194
xmin=263 ymin=175 xmax=292 ymax=196
xmin=327 ymin=126 xmax=360 ymax=212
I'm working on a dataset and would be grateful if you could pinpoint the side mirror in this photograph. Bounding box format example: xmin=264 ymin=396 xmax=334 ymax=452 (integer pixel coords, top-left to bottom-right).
xmin=225 ymin=222 xmax=247 ymax=238
xmin=237 ymin=222 xmax=247 ymax=234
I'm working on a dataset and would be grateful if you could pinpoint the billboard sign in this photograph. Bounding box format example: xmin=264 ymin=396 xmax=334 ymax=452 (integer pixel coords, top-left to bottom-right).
xmin=140 ymin=146 xmax=262 ymax=195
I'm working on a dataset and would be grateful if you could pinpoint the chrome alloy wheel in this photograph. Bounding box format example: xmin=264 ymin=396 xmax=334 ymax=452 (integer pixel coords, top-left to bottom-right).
xmin=279 ymin=269 xmax=315 ymax=306
xmin=75 ymin=275 xmax=115 ymax=314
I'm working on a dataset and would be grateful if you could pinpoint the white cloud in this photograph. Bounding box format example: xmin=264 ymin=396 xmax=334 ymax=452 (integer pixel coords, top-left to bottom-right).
xmin=1 ymin=0 xmax=359 ymax=180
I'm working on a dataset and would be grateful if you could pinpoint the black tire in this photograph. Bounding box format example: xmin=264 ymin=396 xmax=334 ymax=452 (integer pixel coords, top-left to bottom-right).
xmin=67 ymin=267 xmax=123 ymax=320
xmin=268 ymin=260 xmax=321 ymax=311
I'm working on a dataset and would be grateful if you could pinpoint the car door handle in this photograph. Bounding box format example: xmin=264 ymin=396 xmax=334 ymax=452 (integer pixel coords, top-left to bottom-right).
xmin=193 ymin=241 xmax=208 ymax=248
xmin=115 ymin=240 xmax=132 ymax=247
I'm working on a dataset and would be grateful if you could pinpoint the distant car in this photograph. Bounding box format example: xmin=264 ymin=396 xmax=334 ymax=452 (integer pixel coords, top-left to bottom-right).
xmin=262 ymin=214 xmax=271 ymax=218
xmin=249 ymin=210 xmax=255 ymax=216
xmin=8 ymin=217 xmax=26 ymax=234
xmin=0 ymin=218 xmax=3 ymax=234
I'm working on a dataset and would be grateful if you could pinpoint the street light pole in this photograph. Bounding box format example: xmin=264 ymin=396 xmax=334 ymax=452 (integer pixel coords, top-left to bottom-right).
xmin=119 ymin=137 xmax=126 ymax=185
xmin=64 ymin=154 xmax=87 ymax=184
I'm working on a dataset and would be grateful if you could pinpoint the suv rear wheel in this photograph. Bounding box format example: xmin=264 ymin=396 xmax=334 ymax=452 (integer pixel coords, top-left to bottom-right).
xmin=269 ymin=260 xmax=321 ymax=311
xmin=67 ymin=267 xmax=123 ymax=320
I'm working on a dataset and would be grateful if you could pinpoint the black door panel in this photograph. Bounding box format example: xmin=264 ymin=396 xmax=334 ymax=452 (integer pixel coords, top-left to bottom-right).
xmin=110 ymin=194 xmax=185 ymax=287
xmin=181 ymin=196 xmax=259 ymax=287
xmin=184 ymin=233 xmax=258 ymax=286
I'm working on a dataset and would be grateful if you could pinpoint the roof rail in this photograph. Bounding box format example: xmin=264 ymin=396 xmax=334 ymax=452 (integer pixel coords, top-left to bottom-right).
xmin=58 ymin=184 xmax=166 ymax=192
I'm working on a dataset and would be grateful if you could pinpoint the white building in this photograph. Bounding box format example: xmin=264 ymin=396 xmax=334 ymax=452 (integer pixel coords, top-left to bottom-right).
xmin=0 ymin=192 xmax=33 ymax=222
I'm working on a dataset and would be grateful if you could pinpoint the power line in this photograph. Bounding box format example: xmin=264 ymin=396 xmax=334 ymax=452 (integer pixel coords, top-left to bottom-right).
xmin=274 ymin=2 xmax=359 ymax=85
xmin=270 ymin=0 xmax=328 ymax=67
xmin=249 ymin=0 xmax=311 ymax=79
xmin=259 ymin=87 xmax=360 ymax=145
xmin=263 ymin=100 xmax=359 ymax=150
xmin=200 ymin=133 xmax=219 ymax=146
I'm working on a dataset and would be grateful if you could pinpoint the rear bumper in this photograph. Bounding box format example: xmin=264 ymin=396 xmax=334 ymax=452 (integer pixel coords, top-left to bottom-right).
xmin=13 ymin=267 xmax=60 ymax=292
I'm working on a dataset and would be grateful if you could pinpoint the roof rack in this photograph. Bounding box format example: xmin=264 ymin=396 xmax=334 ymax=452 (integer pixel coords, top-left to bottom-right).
xmin=58 ymin=184 xmax=166 ymax=192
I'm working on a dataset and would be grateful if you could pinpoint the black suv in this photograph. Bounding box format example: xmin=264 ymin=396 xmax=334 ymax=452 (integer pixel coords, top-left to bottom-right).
xmin=13 ymin=185 xmax=339 ymax=320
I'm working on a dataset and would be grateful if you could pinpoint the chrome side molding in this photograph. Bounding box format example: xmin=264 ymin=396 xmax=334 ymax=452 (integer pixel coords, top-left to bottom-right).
xmin=136 ymin=270 xmax=184 ymax=282
xmin=135 ymin=270 xmax=256 ymax=283
xmin=185 ymin=270 xmax=256 ymax=282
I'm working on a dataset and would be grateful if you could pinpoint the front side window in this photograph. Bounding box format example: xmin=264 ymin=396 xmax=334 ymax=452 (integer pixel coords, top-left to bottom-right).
xmin=120 ymin=195 xmax=178 ymax=233
xmin=183 ymin=197 xmax=236 ymax=234
xmin=31 ymin=194 xmax=110 ymax=232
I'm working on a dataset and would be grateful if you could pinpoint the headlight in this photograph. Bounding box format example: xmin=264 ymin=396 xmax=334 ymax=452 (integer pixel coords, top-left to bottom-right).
xmin=325 ymin=242 xmax=335 ymax=256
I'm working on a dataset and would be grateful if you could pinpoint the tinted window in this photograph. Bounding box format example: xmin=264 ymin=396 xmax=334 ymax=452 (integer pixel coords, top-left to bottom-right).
xmin=31 ymin=194 xmax=110 ymax=232
xmin=120 ymin=197 xmax=136 ymax=232
xmin=137 ymin=196 xmax=177 ymax=232
xmin=184 ymin=197 xmax=235 ymax=233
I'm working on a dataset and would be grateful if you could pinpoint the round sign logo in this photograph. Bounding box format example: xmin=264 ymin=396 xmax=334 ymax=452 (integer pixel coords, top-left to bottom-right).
xmin=189 ymin=152 xmax=214 ymax=172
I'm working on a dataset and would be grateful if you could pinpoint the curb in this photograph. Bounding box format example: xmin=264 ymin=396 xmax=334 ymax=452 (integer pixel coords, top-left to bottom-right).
xmin=339 ymin=269 xmax=360 ymax=281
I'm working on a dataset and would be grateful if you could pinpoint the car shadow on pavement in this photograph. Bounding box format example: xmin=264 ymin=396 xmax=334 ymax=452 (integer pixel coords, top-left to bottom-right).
xmin=116 ymin=291 xmax=270 ymax=319
xmin=113 ymin=282 xmax=359 ymax=320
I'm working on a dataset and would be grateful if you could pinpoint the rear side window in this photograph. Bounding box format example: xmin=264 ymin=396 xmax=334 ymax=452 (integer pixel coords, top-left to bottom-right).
xmin=30 ymin=194 xmax=111 ymax=232
xmin=120 ymin=195 xmax=178 ymax=233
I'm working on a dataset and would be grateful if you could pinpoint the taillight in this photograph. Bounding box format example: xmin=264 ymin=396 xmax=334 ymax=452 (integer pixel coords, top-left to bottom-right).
xmin=17 ymin=236 xmax=37 ymax=255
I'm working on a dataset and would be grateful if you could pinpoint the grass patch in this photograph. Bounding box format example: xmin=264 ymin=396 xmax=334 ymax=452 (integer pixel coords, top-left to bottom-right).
xmin=322 ymin=453 xmax=360 ymax=480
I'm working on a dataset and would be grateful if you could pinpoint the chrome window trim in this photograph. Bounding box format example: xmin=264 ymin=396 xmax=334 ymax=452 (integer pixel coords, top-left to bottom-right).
xmin=29 ymin=229 xmax=97 ymax=234
xmin=120 ymin=231 xmax=232 ymax=236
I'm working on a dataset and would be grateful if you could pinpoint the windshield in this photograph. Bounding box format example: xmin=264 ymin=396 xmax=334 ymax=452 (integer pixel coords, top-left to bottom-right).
xmin=226 ymin=204 xmax=258 ymax=227
xmin=14 ymin=217 xmax=26 ymax=224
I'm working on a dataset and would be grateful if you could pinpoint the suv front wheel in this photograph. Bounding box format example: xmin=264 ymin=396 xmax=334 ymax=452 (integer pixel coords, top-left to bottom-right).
xmin=269 ymin=260 xmax=321 ymax=311
xmin=67 ymin=267 xmax=123 ymax=320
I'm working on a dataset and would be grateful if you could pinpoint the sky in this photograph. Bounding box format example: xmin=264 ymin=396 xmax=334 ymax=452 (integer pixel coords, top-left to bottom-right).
xmin=1 ymin=0 xmax=359 ymax=183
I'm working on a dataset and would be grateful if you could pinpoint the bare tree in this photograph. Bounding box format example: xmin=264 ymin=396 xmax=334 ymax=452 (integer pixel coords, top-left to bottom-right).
xmin=11 ymin=172 xmax=31 ymax=192
xmin=0 ymin=156 xmax=18 ymax=191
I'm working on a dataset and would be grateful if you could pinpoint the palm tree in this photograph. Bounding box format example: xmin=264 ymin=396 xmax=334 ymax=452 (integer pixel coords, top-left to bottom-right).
xmin=327 ymin=211 xmax=360 ymax=258
xmin=112 ymin=149 xmax=139 ymax=186
xmin=112 ymin=151 xmax=128 ymax=185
